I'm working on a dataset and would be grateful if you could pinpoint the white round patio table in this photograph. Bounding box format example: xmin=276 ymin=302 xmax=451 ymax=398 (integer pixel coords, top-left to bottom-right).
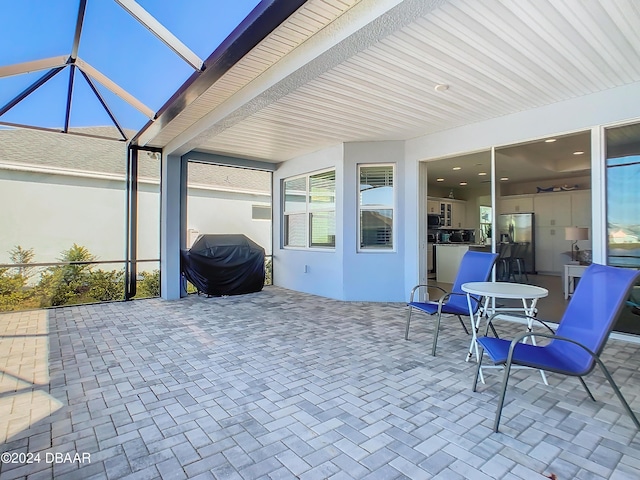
xmin=461 ymin=281 xmax=549 ymax=383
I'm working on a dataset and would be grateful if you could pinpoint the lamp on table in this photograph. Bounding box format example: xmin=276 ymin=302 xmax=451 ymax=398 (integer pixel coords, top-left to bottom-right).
xmin=565 ymin=227 xmax=589 ymax=263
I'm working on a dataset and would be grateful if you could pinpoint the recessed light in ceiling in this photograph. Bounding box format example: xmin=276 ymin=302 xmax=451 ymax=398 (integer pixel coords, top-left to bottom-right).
xmin=459 ymin=182 xmax=467 ymax=186
xmin=452 ymin=166 xmax=461 ymax=170
xmin=500 ymin=177 xmax=509 ymax=181
xmin=573 ymin=151 xmax=585 ymax=155
xmin=545 ymin=138 xmax=557 ymax=143
xmin=478 ymin=172 xmax=487 ymax=176
xmin=436 ymin=178 xmax=444 ymax=182
xmin=434 ymin=84 xmax=449 ymax=92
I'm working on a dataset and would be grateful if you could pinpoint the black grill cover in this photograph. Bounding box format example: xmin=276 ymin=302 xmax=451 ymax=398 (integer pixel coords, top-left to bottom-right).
xmin=181 ymin=234 xmax=265 ymax=296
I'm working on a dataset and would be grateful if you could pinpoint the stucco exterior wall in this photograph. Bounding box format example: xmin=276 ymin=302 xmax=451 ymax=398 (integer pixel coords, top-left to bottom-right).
xmin=270 ymin=83 xmax=640 ymax=302
xmin=272 ymin=144 xmax=345 ymax=299
xmin=187 ymin=188 xmax=271 ymax=255
xmin=0 ymin=170 xmax=128 ymax=265
xmin=272 ymin=141 xmax=407 ymax=302
xmin=404 ymin=81 xmax=640 ymax=282
xmin=0 ymin=170 xmax=271 ymax=273
xmin=342 ymin=141 xmax=406 ymax=301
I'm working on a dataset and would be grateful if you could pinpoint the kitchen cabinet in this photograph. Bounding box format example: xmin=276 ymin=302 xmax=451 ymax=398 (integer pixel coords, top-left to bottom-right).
xmin=440 ymin=201 xmax=453 ymax=226
xmin=491 ymin=190 xmax=591 ymax=275
xmin=427 ymin=200 xmax=440 ymax=215
xmin=534 ymin=193 xmax=572 ymax=227
xmin=535 ymin=226 xmax=571 ymax=274
xmin=570 ymin=190 xmax=591 ymax=227
xmin=427 ymin=197 xmax=467 ymax=227
xmin=451 ymin=201 xmax=466 ymax=228
xmin=499 ymin=196 xmax=534 ymax=214
xmin=532 ymin=190 xmax=591 ymax=274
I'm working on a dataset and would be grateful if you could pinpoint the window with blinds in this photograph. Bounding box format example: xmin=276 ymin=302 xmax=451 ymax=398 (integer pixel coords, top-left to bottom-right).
xmin=283 ymin=169 xmax=336 ymax=248
xmin=309 ymin=170 xmax=336 ymax=247
xmin=359 ymin=164 xmax=394 ymax=250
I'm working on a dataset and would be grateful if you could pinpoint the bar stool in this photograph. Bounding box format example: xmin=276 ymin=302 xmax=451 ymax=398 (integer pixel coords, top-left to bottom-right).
xmin=510 ymin=242 xmax=529 ymax=283
xmin=496 ymin=243 xmax=511 ymax=281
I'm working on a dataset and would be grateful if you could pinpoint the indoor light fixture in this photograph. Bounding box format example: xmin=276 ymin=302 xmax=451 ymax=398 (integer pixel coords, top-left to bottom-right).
xmin=500 ymin=177 xmax=509 ymax=181
xmin=478 ymin=172 xmax=487 ymax=176
xmin=452 ymin=166 xmax=461 ymax=170
xmin=459 ymin=182 xmax=467 ymax=186
xmin=573 ymin=151 xmax=584 ymax=155
xmin=565 ymin=227 xmax=589 ymax=262
xmin=545 ymin=138 xmax=557 ymax=143
xmin=434 ymin=84 xmax=449 ymax=92
xmin=436 ymin=178 xmax=444 ymax=182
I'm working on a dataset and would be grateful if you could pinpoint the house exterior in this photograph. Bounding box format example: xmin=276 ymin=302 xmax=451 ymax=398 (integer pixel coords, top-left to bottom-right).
xmin=610 ymin=230 xmax=639 ymax=245
xmin=0 ymin=128 xmax=272 ymax=274
xmin=2 ymin=1 xmax=639 ymax=305
xmin=131 ymin=0 xmax=640 ymax=303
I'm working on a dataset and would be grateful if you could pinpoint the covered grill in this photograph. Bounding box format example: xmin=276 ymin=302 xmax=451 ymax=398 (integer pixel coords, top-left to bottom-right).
xmin=181 ymin=234 xmax=265 ymax=296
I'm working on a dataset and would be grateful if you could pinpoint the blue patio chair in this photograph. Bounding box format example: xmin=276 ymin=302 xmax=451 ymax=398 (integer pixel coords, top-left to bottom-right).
xmin=473 ymin=263 xmax=640 ymax=433
xmin=405 ymin=251 xmax=498 ymax=356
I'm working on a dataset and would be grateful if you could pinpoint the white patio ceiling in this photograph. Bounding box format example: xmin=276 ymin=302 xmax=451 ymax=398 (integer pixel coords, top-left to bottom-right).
xmin=137 ymin=0 xmax=640 ymax=164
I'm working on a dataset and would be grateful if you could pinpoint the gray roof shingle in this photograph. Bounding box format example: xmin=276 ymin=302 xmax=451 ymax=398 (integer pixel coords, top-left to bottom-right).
xmin=0 ymin=127 xmax=271 ymax=194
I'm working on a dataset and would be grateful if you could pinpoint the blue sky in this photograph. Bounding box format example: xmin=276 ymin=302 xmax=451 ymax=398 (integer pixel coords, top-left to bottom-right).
xmin=0 ymin=0 xmax=261 ymax=132
xmin=607 ymin=155 xmax=640 ymax=227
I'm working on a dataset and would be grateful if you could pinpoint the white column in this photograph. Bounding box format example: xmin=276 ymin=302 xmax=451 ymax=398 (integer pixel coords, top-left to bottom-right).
xmin=591 ymin=126 xmax=606 ymax=265
xmin=160 ymin=154 xmax=184 ymax=299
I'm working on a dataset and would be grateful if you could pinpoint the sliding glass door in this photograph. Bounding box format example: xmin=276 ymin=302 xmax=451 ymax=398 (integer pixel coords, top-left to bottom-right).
xmin=606 ymin=122 xmax=640 ymax=335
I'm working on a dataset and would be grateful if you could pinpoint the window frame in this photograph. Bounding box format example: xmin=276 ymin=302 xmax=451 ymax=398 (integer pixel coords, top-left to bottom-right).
xmin=252 ymin=204 xmax=272 ymax=221
xmin=282 ymin=168 xmax=336 ymax=250
xmin=357 ymin=163 xmax=396 ymax=252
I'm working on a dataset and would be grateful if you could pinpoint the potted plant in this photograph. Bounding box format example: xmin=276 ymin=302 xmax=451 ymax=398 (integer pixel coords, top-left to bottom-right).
xmin=484 ymin=225 xmax=492 ymax=245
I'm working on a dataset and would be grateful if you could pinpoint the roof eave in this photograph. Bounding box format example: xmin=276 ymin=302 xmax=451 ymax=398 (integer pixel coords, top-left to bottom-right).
xmin=131 ymin=0 xmax=307 ymax=148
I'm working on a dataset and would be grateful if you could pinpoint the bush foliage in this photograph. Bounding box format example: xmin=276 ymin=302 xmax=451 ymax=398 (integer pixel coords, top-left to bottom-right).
xmin=0 ymin=244 xmax=159 ymax=312
xmin=2 ymin=245 xmax=269 ymax=312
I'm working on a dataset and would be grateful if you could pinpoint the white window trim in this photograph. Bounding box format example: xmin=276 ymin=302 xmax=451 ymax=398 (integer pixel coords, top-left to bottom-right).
xmin=357 ymin=163 xmax=396 ymax=253
xmin=282 ymin=168 xmax=336 ymax=250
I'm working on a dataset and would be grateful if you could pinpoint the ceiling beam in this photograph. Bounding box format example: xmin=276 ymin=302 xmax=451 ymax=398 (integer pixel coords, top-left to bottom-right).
xmin=0 ymin=67 xmax=65 ymax=117
xmin=183 ymin=150 xmax=277 ymax=171
xmin=114 ymin=0 xmax=204 ymax=71
xmin=63 ymin=65 xmax=76 ymax=133
xmin=78 ymin=69 xmax=128 ymax=140
xmin=0 ymin=56 xmax=68 ymax=79
xmin=75 ymin=58 xmax=155 ymax=119
xmin=70 ymin=0 xmax=88 ymax=60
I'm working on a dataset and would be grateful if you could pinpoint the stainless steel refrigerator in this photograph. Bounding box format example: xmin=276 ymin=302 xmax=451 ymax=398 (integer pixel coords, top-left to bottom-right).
xmin=497 ymin=213 xmax=536 ymax=274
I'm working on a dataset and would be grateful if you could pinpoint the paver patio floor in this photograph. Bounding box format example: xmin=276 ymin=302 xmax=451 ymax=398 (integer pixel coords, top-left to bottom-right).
xmin=1 ymin=286 xmax=639 ymax=479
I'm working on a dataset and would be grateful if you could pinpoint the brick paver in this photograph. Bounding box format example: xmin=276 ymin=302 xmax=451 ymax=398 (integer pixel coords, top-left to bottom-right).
xmin=1 ymin=286 xmax=639 ymax=479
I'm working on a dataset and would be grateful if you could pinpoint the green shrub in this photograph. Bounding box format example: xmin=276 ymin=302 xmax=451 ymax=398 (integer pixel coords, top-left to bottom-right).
xmin=265 ymin=258 xmax=273 ymax=285
xmin=37 ymin=244 xmax=125 ymax=306
xmin=0 ymin=267 xmax=31 ymax=311
xmin=88 ymin=269 xmax=125 ymax=302
xmin=135 ymin=270 xmax=160 ymax=298
xmin=0 ymin=246 xmax=38 ymax=311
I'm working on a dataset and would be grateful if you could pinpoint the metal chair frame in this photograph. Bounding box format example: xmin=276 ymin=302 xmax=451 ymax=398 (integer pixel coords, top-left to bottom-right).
xmin=405 ymin=251 xmax=498 ymax=356
xmin=472 ymin=264 xmax=640 ymax=433
xmin=405 ymin=285 xmax=474 ymax=355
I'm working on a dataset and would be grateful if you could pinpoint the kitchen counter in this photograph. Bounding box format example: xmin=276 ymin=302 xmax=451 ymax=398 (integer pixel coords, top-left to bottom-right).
xmin=433 ymin=244 xmax=494 ymax=283
xmin=435 ymin=244 xmax=494 ymax=282
xmin=469 ymin=244 xmax=492 ymax=252
xmin=435 ymin=243 xmax=485 ymax=246
xmin=435 ymin=244 xmax=470 ymax=283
